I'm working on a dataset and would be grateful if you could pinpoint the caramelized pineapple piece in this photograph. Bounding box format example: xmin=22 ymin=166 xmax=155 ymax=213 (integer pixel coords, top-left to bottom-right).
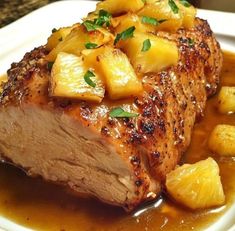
xmin=98 ymin=46 xmax=143 ymax=100
xmin=208 ymin=124 xmax=235 ymax=156
xmin=177 ymin=1 xmax=197 ymax=28
xmin=166 ymin=158 xmax=225 ymax=210
xmin=142 ymin=0 xmax=196 ymax=29
xmin=96 ymin=0 xmax=144 ymax=15
xmin=46 ymin=26 xmax=75 ymax=51
xmin=218 ymin=87 xmax=235 ymax=114
xmin=46 ymin=26 xmax=113 ymax=62
xmin=82 ymin=47 xmax=105 ymax=71
xmin=46 ymin=26 xmax=88 ymax=61
xmin=113 ymin=13 xmax=155 ymax=34
xmin=120 ymin=32 xmax=178 ymax=73
xmin=50 ymin=52 xmax=105 ymax=102
xmin=138 ymin=0 xmax=183 ymax=32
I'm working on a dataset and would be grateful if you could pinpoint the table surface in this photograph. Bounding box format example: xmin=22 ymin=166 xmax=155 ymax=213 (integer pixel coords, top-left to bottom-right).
xmin=0 ymin=0 xmax=235 ymax=28
xmin=0 ymin=0 xmax=56 ymax=28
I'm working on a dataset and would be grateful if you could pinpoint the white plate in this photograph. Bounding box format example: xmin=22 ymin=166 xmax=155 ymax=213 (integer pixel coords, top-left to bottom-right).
xmin=0 ymin=1 xmax=234 ymax=230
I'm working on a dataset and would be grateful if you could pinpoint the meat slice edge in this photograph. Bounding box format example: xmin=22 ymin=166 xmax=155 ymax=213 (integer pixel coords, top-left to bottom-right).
xmin=0 ymin=104 xmax=160 ymax=208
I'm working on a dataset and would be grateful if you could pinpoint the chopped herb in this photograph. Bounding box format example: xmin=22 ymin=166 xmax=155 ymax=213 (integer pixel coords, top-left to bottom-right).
xmin=158 ymin=19 xmax=167 ymax=23
xmin=110 ymin=107 xmax=139 ymax=118
xmin=58 ymin=37 xmax=63 ymax=42
xmin=84 ymin=70 xmax=96 ymax=88
xmin=168 ymin=0 xmax=179 ymax=14
xmin=52 ymin=28 xmax=57 ymax=33
xmin=94 ymin=10 xmax=112 ymax=27
xmin=188 ymin=38 xmax=195 ymax=46
xmin=114 ymin=26 xmax=136 ymax=45
xmin=141 ymin=16 xmax=167 ymax=26
xmin=85 ymin=42 xmax=98 ymax=49
xmin=142 ymin=39 xmax=151 ymax=52
xmin=142 ymin=16 xmax=159 ymax=26
xmin=47 ymin=61 xmax=54 ymax=70
xmin=179 ymin=0 xmax=191 ymax=7
xmin=141 ymin=0 xmax=147 ymax=3
xmin=83 ymin=20 xmax=99 ymax=32
xmin=83 ymin=10 xmax=111 ymax=31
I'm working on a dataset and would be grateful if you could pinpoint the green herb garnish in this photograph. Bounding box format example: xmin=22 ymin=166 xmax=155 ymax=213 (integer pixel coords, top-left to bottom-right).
xmin=110 ymin=107 xmax=139 ymax=118
xmin=168 ymin=0 xmax=179 ymax=14
xmin=83 ymin=10 xmax=111 ymax=31
xmin=142 ymin=16 xmax=159 ymax=26
xmin=47 ymin=61 xmax=54 ymax=70
xmin=188 ymin=38 xmax=194 ymax=46
xmin=141 ymin=16 xmax=167 ymax=26
xmin=158 ymin=19 xmax=167 ymax=23
xmin=179 ymin=0 xmax=191 ymax=7
xmin=83 ymin=20 xmax=99 ymax=32
xmin=84 ymin=70 xmax=96 ymax=88
xmin=52 ymin=28 xmax=57 ymax=33
xmin=142 ymin=39 xmax=151 ymax=52
xmin=94 ymin=10 xmax=112 ymax=27
xmin=85 ymin=42 xmax=98 ymax=49
xmin=114 ymin=26 xmax=136 ymax=45
xmin=141 ymin=0 xmax=147 ymax=3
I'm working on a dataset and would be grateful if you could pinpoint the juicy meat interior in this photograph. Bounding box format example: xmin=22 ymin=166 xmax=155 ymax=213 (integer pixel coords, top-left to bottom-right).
xmin=0 ymin=18 xmax=222 ymax=210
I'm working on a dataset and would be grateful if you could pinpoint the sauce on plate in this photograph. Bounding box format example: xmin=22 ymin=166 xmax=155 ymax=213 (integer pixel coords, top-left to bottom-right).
xmin=0 ymin=52 xmax=234 ymax=231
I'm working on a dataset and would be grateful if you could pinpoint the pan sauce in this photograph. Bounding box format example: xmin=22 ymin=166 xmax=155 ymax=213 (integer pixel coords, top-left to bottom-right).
xmin=0 ymin=51 xmax=234 ymax=231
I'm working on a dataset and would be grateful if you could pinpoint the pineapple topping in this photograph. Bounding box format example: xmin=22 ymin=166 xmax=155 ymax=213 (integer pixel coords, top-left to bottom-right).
xmin=50 ymin=52 xmax=105 ymax=103
xmin=166 ymin=158 xmax=225 ymax=210
xmin=218 ymin=87 xmax=235 ymax=114
xmin=98 ymin=46 xmax=143 ymax=99
xmin=46 ymin=0 xmax=196 ymax=102
xmin=208 ymin=124 xmax=235 ymax=156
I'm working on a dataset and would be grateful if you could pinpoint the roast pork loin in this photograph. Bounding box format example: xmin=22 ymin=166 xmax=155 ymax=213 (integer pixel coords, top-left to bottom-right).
xmin=0 ymin=18 xmax=222 ymax=210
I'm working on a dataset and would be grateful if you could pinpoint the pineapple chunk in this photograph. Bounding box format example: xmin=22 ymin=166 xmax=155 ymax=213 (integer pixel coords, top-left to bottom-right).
xmin=218 ymin=87 xmax=235 ymax=114
xmin=140 ymin=0 xmax=196 ymax=30
xmin=50 ymin=52 xmax=105 ymax=102
xmin=138 ymin=0 xmax=183 ymax=32
xmin=96 ymin=0 xmax=144 ymax=15
xmin=82 ymin=47 xmax=105 ymax=71
xmin=46 ymin=25 xmax=113 ymax=62
xmin=98 ymin=46 xmax=143 ymax=100
xmin=177 ymin=1 xmax=197 ymax=28
xmin=119 ymin=32 xmax=178 ymax=73
xmin=166 ymin=158 xmax=225 ymax=210
xmin=46 ymin=26 xmax=75 ymax=51
xmin=208 ymin=124 xmax=235 ymax=156
xmin=113 ymin=13 xmax=155 ymax=34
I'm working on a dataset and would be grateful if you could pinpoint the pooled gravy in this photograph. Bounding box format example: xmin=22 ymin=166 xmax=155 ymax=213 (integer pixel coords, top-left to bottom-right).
xmin=0 ymin=52 xmax=234 ymax=231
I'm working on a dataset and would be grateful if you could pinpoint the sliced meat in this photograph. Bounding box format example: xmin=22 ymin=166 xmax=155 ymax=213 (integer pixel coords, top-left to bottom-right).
xmin=0 ymin=18 xmax=222 ymax=210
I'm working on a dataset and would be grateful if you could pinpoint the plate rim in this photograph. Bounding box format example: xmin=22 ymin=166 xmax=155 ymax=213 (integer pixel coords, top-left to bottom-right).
xmin=0 ymin=1 xmax=234 ymax=231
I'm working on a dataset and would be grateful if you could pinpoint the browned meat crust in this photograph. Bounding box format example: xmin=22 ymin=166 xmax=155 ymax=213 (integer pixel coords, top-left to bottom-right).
xmin=0 ymin=18 xmax=222 ymax=210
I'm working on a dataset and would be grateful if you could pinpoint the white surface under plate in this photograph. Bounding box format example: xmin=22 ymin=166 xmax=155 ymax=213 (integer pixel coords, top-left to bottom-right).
xmin=0 ymin=1 xmax=235 ymax=230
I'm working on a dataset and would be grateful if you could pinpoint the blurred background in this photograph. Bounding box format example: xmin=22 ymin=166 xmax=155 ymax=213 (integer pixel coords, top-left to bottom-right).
xmin=0 ymin=0 xmax=235 ymax=28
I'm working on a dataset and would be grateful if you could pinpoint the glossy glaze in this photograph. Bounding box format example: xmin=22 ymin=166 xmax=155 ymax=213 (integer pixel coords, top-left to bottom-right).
xmin=0 ymin=51 xmax=234 ymax=231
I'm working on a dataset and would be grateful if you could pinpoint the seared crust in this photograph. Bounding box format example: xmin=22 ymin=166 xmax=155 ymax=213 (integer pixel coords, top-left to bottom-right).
xmin=0 ymin=18 xmax=222 ymax=209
